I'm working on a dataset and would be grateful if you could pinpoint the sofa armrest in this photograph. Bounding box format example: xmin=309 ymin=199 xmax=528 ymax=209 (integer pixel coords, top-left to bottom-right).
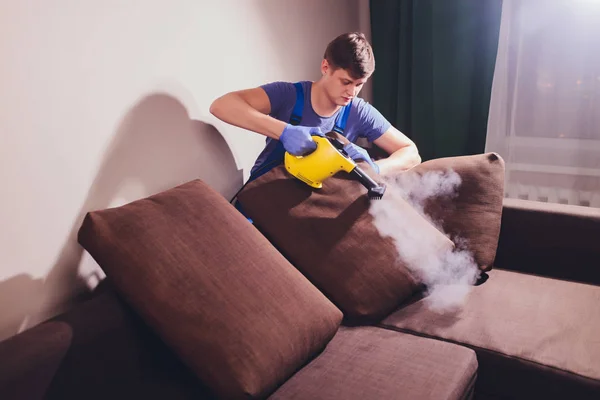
xmin=0 ymin=321 xmax=71 ymax=400
xmin=494 ymin=198 xmax=600 ymax=285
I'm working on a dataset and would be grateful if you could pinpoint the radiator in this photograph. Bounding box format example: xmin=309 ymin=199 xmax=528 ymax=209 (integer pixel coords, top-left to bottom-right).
xmin=505 ymin=182 xmax=600 ymax=208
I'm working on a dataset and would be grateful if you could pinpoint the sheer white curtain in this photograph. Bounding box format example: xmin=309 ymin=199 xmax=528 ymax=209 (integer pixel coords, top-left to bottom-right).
xmin=486 ymin=0 xmax=600 ymax=207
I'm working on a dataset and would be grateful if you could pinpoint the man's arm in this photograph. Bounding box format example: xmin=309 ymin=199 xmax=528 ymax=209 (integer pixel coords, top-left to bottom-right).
xmin=372 ymin=126 xmax=421 ymax=175
xmin=209 ymin=88 xmax=286 ymax=139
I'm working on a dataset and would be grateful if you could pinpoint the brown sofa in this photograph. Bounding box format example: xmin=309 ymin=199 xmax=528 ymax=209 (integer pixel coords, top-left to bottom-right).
xmin=2 ymin=156 xmax=600 ymax=400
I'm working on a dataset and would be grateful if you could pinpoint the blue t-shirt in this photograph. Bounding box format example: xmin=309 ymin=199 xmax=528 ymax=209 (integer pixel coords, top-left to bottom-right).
xmin=250 ymin=80 xmax=391 ymax=175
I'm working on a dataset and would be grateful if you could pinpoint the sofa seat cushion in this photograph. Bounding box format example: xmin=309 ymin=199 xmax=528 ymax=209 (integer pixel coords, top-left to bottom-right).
xmin=269 ymin=326 xmax=477 ymax=400
xmin=380 ymin=269 xmax=600 ymax=399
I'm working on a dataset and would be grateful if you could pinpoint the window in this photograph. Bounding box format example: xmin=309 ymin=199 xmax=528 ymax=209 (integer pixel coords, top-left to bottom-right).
xmin=486 ymin=0 xmax=600 ymax=207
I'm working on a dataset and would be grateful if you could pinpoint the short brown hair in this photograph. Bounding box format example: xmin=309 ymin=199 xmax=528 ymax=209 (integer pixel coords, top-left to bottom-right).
xmin=324 ymin=32 xmax=375 ymax=79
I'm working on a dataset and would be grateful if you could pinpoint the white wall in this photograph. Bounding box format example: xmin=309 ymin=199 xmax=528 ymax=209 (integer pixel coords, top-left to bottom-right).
xmin=0 ymin=0 xmax=366 ymax=341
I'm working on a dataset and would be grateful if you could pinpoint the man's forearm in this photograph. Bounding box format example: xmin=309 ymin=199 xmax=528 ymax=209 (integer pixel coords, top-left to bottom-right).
xmin=210 ymin=93 xmax=286 ymax=139
xmin=375 ymin=144 xmax=421 ymax=175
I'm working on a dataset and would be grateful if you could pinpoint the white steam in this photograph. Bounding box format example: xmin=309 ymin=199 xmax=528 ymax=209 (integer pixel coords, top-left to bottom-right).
xmin=370 ymin=169 xmax=480 ymax=313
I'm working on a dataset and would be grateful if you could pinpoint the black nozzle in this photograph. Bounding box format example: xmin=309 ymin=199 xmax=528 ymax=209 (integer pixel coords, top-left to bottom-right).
xmin=349 ymin=166 xmax=386 ymax=200
xmin=367 ymin=184 xmax=386 ymax=200
xmin=324 ymin=132 xmax=386 ymax=199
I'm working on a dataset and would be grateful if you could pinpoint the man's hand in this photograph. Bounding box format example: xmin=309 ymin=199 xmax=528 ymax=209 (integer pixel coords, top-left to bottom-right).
xmin=343 ymin=142 xmax=380 ymax=174
xmin=280 ymin=125 xmax=324 ymax=156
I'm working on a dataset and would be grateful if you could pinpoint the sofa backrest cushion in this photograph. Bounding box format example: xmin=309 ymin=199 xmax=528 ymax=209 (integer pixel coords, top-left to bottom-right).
xmin=399 ymin=153 xmax=505 ymax=271
xmin=77 ymin=179 xmax=343 ymax=399
xmin=237 ymin=163 xmax=454 ymax=323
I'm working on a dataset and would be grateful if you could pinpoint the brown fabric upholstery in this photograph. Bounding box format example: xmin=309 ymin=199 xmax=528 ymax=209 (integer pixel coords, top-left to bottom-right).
xmin=237 ymin=163 xmax=454 ymax=323
xmin=46 ymin=289 xmax=216 ymax=400
xmin=380 ymin=269 xmax=600 ymax=399
xmin=269 ymin=326 xmax=478 ymax=400
xmin=0 ymin=321 xmax=72 ymax=400
xmin=495 ymin=198 xmax=600 ymax=286
xmin=396 ymin=153 xmax=505 ymax=271
xmin=77 ymin=179 xmax=343 ymax=400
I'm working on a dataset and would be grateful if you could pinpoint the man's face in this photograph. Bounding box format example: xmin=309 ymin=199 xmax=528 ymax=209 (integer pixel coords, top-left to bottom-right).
xmin=321 ymin=60 xmax=369 ymax=106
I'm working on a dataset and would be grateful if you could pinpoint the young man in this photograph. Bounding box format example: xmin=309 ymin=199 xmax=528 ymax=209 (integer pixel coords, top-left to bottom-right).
xmin=210 ymin=32 xmax=421 ymax=183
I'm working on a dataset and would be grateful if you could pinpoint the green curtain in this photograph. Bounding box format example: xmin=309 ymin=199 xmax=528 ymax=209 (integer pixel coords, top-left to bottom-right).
xmin=369 ymin=0 xmax=503 ymax=161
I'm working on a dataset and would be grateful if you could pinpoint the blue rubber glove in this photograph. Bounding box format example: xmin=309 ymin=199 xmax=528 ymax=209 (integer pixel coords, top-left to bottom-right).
xmin=343 ymin=142 xmax=380 ymax=174
xmin=280 ymin=124 xmax=324 ymax=156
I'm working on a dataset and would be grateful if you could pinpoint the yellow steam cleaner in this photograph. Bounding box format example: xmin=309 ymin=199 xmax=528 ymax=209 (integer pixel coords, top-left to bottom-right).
xmin=284 ymin=132 xmax=386 ymax=200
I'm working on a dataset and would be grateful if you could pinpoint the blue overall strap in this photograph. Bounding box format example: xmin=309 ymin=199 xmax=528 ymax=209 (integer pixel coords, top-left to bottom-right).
xmin=289 ymin=82 xmax=304 ymax=126
xmin=332 ymin=101 xmax=352 ymax=134
xmin=246 ymin=82 xmax=305 ymax=183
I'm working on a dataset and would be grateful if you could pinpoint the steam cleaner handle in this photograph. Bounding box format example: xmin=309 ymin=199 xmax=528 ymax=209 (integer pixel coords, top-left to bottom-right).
xmin=328 ymin=136 xmax=379 ymax=187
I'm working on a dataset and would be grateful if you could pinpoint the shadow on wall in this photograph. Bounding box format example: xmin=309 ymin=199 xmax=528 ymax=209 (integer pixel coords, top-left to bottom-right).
xmin=0 ymin=93 xmax=243 ymax=341
xmin=0 ymin=274 xmax=45 ymax=341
